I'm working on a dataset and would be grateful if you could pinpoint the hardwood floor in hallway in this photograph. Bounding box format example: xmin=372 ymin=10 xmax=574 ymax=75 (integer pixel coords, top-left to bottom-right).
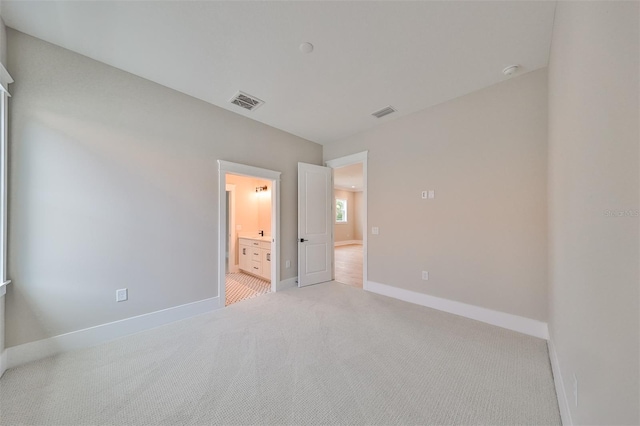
xmin=334 ymin=244 xmax=363 ymax=288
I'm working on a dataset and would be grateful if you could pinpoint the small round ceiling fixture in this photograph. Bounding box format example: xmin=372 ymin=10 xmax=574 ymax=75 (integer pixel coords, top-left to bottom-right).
xmin=502 ymin=65 xmax=519 ymax=76
xmin=299 ymin=42 xmax=314 ymax=54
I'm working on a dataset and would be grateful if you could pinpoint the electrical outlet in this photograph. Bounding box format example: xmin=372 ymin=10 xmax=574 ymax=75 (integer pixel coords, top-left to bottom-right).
xmin=422 ymin=271 xmax=429 ymax=280
xmin=372 ymin=227 xmax=379 ymax=235
xmin=428 ymin=190 xmax=435 ymax=199
xmin=573 ymin=374 xmax=578 ymax=407
xmin=116 ymin=288 xmax=128 ymax=302
xmin=285 ymin=260 xmax=291 ymax=268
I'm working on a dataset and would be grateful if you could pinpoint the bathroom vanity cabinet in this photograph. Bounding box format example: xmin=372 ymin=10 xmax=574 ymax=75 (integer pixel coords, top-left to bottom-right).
xmin=238 ymin=237 xmax=271 ymax=282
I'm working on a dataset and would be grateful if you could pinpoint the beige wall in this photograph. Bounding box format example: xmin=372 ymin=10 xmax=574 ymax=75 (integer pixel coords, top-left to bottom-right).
xmin=226 ymin=174 xmax=271 ymax=237
xmin=547 ymin=2 xmax=639 ymax=424
xmin=353 ymin=191 xmax=364 ymax=241
xmin=5 ymin=30 xmax=322 ymax=347
xmin=257 ymin=180 xmax=271 ymax=235
xmin=334 ymin=189 xmax=355 ymax=242
xmin=324 ymin=69 xmax=548 ymax=321
xmin=226 ymin=174 xmax=271 ymax=265
xmin=333 ymin=189 xmax=363 ymax=243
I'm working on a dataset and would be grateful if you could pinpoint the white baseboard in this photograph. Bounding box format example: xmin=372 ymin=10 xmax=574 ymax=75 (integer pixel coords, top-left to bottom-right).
xmin=364 ymin=280 xmax=549 ymax=340
xmin=277 ymin=276 xmax=298 ymax=291
xmin=548 ymin=338 xmax=572 ymax=425
xmin=6 ymin=296 xmax=221 ymax=370
xmin=0 ymin=349 xmax=6 ymax=378
xmin=334 ymin=240 xmax=362 ymax=247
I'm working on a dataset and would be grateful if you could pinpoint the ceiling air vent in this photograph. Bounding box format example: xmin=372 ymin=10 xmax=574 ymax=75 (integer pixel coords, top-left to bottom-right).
xmin=371 ymin=106 xmax=396 ymax=118
xmin=229 ymin=91 xmax=264 ymax=111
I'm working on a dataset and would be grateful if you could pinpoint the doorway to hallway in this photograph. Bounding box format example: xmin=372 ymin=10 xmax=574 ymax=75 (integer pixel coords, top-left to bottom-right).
xmin=326 ymin=152 xmax=368 ymax=289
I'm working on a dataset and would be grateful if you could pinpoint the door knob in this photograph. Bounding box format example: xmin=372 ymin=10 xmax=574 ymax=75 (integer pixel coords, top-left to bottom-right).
xmin=300 ymin=238 xmax=308 ymax=243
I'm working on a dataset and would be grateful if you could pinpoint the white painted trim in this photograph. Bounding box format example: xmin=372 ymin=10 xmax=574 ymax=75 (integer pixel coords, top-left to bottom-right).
xmin=325 ymin=151 xmax=368 ymax=287
xmin=365 ymin=280 xmax=549 ymax=340
xmin=0 ymin=349 xmax=6 ymax=378
xmin=325 ymin=151 xmax=368 ymax=169
xmin=0 ymin=62 xmax=13 ymax=94
xmin=334 ymin=240 xmax=363 ymax=247
xmin=218 ymin=160 xmax=281 ymax=181
xmin=1 ymin=93 xmax=8 ymax=286
xmin=6 ymin=296 xmax=221 ymax=369
xmin=548 ymin=338 xmax=572 ymax=425
xmin=277 ymin=276 xmax=298 ymax=291
xmin=334 ymin=185 xmax=362 ymax=192
xmin=218 ymin=160 xmax=281 ymax=302
xmin=225 ymin=184 xmax=237 ymax=273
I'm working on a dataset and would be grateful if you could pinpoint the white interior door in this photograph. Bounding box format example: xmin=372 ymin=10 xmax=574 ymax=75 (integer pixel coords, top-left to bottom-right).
xmin=298 ymin=162 xmax=332 ymax=287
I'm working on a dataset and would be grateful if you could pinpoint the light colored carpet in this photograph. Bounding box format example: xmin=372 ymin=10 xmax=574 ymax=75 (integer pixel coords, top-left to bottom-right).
xmin=226 ymin=272 xmax=271 ymax=306
xmin=0 ymin=282 xmax=561 ymax=425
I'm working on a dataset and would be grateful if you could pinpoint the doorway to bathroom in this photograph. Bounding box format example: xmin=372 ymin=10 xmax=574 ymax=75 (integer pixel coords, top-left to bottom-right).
xmin=218 ymin=161 xmax=281 ymax=307
xmin=326 ymin=152 xmax=368 ymax=289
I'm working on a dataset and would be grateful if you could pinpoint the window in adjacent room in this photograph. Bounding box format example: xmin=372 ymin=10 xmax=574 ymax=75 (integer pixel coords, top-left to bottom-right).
xmin=336 ymin=198 xmax=347 ymax=223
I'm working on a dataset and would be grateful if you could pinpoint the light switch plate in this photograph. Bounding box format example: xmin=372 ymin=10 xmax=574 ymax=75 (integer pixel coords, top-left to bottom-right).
xmin=428 ymin=190 xmax=435 ymax=199
xmin=421 ymin=191 xmax=428 ymax=199
xmin=372 ymin=227 xmax=379 ymax=235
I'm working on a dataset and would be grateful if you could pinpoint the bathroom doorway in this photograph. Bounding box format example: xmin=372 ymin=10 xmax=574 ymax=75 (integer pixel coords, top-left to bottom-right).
xmin=218 ymin=161 xmax=281 ymax=307
xmin=326 ymin=152 xmax=368 ymax=289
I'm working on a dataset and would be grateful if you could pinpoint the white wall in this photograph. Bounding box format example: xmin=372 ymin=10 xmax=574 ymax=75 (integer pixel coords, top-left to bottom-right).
xmin=547 ymin=2 xmax=639 ymax=424
xmin=6 ymin=30 xmax=322 ymax=348
xmin=324 ymin=69 xmax=548 ymax=322
xmin=0 ymin=14 xmax=7 ymax=377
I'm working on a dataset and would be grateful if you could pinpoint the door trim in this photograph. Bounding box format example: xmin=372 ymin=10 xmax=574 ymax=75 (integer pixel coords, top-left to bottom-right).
xmin=325 ymin=151 xmax=368 ymax=286
xmin=225 ymin=184 xmax=238 ymax=273
xmin=218 ymin=160 xmax=281 ymax=305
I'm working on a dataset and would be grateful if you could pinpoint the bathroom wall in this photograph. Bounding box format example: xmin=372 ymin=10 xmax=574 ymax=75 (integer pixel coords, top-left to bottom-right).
xmin=257 ymin=183 xmax=271 ymax=235
xmin=226 ymin=174 xmax=271 ymax=268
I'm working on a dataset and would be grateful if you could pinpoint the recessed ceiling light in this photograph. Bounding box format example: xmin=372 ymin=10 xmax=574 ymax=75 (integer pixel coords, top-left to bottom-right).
xmin=351 ymin=186 xmax=356 ymax=188
xmin=502 ymin=65 xmax=519 ymax=76
xmin=299 ymin=42 xmax=314 ymax=54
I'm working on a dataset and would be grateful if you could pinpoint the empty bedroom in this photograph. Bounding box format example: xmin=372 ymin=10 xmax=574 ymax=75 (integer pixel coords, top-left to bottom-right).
xmin=0 ymin=1 xmax=637 ymax=426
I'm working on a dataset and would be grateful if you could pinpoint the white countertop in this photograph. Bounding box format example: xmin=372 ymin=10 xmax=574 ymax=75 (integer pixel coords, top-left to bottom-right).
xmin=238 ymin=235 xmax=272 ymax=242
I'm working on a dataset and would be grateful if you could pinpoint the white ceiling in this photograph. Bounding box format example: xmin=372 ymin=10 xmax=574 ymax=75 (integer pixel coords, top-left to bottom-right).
xmin=2 ymin=1 xmax=557 ymax=145
xmin=334 ymin=163 xmax=363 ymax=192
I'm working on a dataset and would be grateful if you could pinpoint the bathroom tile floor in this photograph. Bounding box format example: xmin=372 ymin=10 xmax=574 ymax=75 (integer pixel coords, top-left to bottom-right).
xmin=225 ymin=272 xmax=271 ymax=306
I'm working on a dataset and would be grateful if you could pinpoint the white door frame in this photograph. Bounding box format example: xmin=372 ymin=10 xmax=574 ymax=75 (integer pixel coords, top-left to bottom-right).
xmin=218 ymin=160 xmax=281 ymax=305
xmin=225 ymin=183 xmax=238 ymax=273
xmin=325 ymin=151 xmax=368 ymax=287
